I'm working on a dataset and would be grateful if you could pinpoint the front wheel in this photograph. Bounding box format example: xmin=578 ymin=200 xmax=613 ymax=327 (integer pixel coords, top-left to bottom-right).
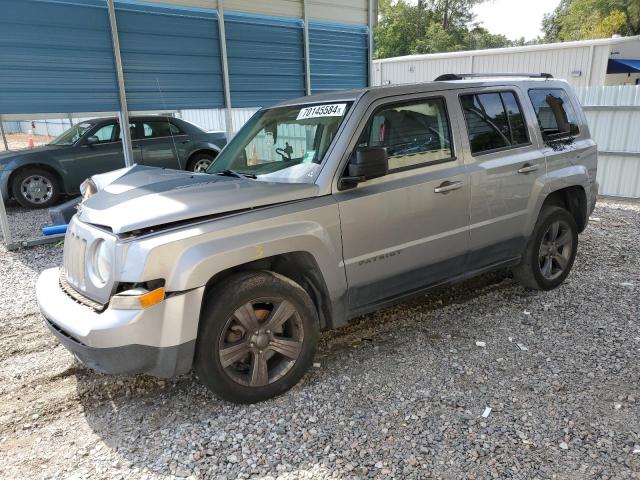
xmin=513 ymin=206 xmax=578 ymax=290
xmin=11 ymin=168 xmax=61 ymax=209
xmin=195 ymin=271 xmax=319 ymax=403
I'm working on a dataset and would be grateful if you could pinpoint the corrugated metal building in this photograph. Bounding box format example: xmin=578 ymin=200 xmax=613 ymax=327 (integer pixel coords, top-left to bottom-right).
xmin=0 ymin=0 xmax=374 ymax=119
xmin=373 ymin=36 xmax=640 ymax=87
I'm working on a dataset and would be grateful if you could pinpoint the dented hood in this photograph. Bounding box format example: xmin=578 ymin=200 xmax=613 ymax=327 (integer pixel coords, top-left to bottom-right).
xmin=78 ymin=165 xmax=319 ymax=234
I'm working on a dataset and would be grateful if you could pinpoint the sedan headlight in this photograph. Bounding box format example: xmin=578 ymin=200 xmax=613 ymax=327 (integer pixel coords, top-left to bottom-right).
xmin=92 ymin=239 xmax=113 ymax=285
xmin=80 ymin=178 xmax=97 ymax=201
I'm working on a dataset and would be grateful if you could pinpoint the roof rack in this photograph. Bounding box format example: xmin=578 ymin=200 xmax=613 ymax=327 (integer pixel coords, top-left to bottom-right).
xmin=434 ymin=73 xmax=553 ymax=81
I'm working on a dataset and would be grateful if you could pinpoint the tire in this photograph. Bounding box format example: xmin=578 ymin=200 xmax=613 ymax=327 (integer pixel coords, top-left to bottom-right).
xmin=194 ymin=271 xmax=319 ymax=403
xmin=513 ymin=206 xmax=578 ymax=290
xmin=187 ymin=153 xmax=216 ymax=173
xmin=11 ymin=168 xmax=61 ymax=209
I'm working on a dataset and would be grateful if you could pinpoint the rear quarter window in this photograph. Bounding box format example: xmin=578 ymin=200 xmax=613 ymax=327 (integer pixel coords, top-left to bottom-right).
xmin=528 ymin=89 xmax=580 ymax=141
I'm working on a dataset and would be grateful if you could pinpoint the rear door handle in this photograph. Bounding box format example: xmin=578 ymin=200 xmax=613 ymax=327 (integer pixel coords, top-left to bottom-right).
xmin=518 ymin=163 xmax=540 ymax=174
xmin=434 ymin=180 xmax=463 ymax=194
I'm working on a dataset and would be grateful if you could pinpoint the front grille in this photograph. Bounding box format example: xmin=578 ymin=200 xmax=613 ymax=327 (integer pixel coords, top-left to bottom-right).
xmin=59 ymin=272 xmax=105 ymax=312
xmin=63 ymin=230 xmax=87 ymax=290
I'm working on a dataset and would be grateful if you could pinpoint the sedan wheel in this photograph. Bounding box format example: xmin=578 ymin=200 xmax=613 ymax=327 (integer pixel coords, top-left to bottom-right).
xmin=21 ymin=175 xmax=54 ymax=205
xmin=11 ymin=168 xmax=60 ymax=209
xmin=192 ymin=157 xmax=212 ymax=172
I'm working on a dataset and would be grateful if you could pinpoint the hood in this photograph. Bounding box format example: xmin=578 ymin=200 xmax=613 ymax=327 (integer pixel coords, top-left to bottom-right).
xmin=0 ymin=144 xmax=66 ymax=164
xmin=78 ymin=165 xmax=319 ymax=234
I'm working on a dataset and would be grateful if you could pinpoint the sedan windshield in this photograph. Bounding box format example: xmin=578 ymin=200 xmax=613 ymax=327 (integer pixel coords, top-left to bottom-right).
xmin=207 ymin=102 xmax=352 ymax=183
xmin=50 ymin=122 xmax=94 ymax=146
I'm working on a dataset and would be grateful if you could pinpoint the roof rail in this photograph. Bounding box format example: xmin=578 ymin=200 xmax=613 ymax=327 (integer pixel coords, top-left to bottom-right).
xmin=434 ymin=73 xmax=553 ymax=81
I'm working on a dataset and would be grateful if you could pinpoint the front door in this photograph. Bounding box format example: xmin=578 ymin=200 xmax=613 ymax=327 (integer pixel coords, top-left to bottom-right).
xmin=336 ymin=93 xmax=470 ymax=313
xmin=457 ymin=88 xmax=546 ymax=272
xmin=61 ymin=121 xmax=142 ymax=190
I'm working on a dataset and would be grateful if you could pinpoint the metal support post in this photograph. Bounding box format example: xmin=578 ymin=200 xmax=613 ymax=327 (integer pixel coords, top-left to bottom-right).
xmin=368 ymin=0 xmax=375 ymax=87
xmin=107 ymin=0 xmax=134 ymax=167
xmin=218 ymin=0 xmax=234 ymax=137
xmin=302 ymin=0 xmax=312 ymax=96
xmin=0 ymin=115 xmax=8 ymax=152
xmin=0 ymin=184 xmax=15 ymax=249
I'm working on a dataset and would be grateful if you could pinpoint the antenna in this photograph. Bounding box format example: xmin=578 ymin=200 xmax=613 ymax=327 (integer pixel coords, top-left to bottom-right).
xmin=155 ymin=78 xmax=182 ymax=170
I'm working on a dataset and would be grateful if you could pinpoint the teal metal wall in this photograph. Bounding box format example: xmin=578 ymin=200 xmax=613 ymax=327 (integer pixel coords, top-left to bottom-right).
xmin=225 ymin=12 xmax=305 ymax=107
xmin=0 ymin=0 xmax=369 ymax=115
xmin=0 ymin=0 xmax=119 ymax=114
xmin=115 ymin=1 xmax=225 ymax=110
xmin=309 ymin=21 xmax=369 ymax=93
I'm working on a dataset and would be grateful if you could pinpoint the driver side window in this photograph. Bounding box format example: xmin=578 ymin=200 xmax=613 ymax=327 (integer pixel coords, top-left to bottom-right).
xmin=358 ymin=97 xmax=454 ymax=171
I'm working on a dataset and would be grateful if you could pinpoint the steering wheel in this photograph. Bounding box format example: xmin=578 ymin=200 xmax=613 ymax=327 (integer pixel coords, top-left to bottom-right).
xmin=276 ymin=142 xmax=294 ymax=161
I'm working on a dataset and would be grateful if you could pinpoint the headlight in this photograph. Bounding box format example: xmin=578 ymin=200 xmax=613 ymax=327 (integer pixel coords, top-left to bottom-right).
xmin=92 ymin=239 xmax=113 ymax=284
xmin=80 ymin=178 xmax=97 ymax=201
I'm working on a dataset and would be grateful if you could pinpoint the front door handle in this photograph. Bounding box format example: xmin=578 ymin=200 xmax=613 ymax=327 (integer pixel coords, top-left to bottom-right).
xmin=434 ymin=180 xmax=463 ymax=194
xmin=518 ymin=163 xmax=539 ymax=174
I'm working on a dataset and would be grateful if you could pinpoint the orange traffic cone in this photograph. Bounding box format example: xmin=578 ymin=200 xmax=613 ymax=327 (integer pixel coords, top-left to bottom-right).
xmin=27 ymin=129 xmax=34 ymax=149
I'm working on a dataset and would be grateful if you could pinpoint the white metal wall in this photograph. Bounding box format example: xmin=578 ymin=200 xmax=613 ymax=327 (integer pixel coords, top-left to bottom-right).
xmin=373 ymin=37 xmax=640 ymax=88
xmin=577 ymin=86 xmax=640 ymax=198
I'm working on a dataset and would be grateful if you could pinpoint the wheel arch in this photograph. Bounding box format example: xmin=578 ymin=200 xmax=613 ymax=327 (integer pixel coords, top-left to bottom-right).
xmin=8 ymin=163 xmax=66 ymax=198
xmin=540 ymin=185 xmax=588 ymax=233
xmin=202 ymin=252 xmax=334 ymax=331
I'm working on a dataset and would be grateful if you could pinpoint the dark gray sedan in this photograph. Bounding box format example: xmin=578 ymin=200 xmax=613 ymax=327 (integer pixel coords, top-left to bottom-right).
xmin=0 ymin=116 xmax=227 ymax=208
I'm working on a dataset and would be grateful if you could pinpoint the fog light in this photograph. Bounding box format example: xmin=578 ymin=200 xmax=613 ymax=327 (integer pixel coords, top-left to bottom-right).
xmin=110 ymin=287 xmax=165 ymax=310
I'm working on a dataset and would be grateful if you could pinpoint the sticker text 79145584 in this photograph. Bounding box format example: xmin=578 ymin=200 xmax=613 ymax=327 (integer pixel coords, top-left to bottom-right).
xmin=296 ymin=104 xmax=347 ymax=120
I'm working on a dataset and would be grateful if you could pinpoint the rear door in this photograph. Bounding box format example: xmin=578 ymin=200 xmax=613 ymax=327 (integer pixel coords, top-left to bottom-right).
xmin=456 ymin=87 xmax=545 ymax=272
xmin=335 ymin=92 xmax=470 ymax=313
xmin=138 ymin=119 xmax=188 ymax=170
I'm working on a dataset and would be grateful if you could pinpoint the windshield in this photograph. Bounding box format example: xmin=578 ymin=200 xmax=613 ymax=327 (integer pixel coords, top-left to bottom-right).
xmin=207 ymin=102 xmax=352 ymax=183
xmin=50 ymin=122 xmax=94 ymax=146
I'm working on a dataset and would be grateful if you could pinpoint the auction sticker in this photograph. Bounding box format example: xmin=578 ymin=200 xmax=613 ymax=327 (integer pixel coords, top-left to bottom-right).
xmin=297 ymin=103 xmax=346 ymax=120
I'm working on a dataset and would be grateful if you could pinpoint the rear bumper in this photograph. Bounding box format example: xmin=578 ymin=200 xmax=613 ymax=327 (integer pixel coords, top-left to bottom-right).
xmin=36 ymin=267 xmax=205 ymax=377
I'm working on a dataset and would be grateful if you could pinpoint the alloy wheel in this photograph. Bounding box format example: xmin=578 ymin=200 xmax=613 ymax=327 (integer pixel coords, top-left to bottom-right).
xmin=193 ymin=158 xmax=212 ymax=172
xmin=20 ymin=175 xmax=53 ymax=204
xmin=538 ymin=219 xmax=573 ymax=280
xmin=218 ymin=298 xmax=304 ymax=387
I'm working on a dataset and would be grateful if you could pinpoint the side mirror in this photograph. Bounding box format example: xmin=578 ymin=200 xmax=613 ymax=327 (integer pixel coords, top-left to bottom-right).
xmin=85 ymin=136 xmax=99 ymax=146
xmin=339 ymin=147 xmax=388 ymax=189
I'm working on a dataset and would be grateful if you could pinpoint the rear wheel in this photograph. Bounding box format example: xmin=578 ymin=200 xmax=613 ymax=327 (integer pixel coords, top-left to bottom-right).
xmin=195 ymin=271 xmax=319 ymax=403
xmin=187 ymin=153 xmax=216 ymax=173
xmin=11 ymin=168 xmax=60 ymax=209
xmin=513 ymin=206 xmax=578 ymax=290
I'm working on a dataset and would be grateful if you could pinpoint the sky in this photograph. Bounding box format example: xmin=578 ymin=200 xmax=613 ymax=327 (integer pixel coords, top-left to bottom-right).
xmin=472 ymin=0 xmax=561 ymax=40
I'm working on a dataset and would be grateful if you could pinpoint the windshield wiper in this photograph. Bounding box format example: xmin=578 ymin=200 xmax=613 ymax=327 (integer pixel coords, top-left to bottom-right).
xmin=215 ymin=169 xmax=257 ymax=179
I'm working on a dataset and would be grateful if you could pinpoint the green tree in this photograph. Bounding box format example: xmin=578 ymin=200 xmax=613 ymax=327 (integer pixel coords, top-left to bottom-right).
xmin=374 ymin=0 xmax=512 ymax=58
xmin=542 ymin=0 xmax=640 ymax=41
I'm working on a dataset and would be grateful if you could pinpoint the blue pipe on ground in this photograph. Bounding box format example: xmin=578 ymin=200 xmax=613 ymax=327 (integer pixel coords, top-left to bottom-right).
xmin=42 ymin=224 xmax=67 ymax=236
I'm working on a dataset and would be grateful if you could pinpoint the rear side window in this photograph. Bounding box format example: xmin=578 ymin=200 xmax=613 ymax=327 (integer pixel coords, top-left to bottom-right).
xmin=461 ymin=91 xmax=529 ymax=155
xmin=142 ymin=120 xmax=182 ymax=138
xmin=528 ymin=89 xmax=579 ymax=140
xmin=358 ymin=97 xmax=453 ymax=171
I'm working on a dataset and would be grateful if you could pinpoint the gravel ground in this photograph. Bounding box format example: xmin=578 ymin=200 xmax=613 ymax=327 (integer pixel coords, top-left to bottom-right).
xmin=0 ymin=197 xmax=639 ymax=479
xmin=1 ymin=205 xmax=53 ymax=245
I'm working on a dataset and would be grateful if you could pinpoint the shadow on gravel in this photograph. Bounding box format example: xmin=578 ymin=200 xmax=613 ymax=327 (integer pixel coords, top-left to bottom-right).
xmin=74 ymin=270 xmax=523 ymax=476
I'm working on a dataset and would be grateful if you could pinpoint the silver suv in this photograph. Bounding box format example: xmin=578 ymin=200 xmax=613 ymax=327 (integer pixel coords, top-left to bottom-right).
xmin=36 ymin=75 xmax=598 ymax=403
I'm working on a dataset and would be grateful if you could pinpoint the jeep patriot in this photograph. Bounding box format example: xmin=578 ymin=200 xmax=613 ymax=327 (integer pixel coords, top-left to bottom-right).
xmin=36 ymin=74 xmax=598 ymax=403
